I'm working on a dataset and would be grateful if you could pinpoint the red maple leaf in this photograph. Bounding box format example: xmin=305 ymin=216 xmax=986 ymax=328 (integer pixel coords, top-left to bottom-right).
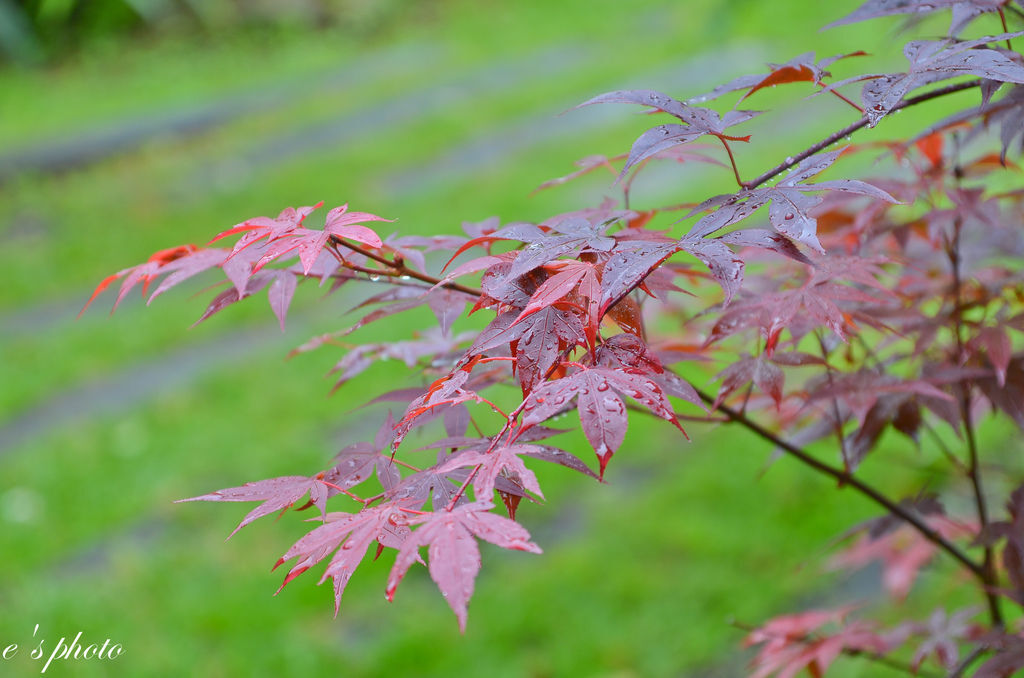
xmin=386 ymin=501 xmax=541 ymax=632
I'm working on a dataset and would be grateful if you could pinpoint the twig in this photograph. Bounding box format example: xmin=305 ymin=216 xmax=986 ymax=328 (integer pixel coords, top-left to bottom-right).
xmin=717 ymin=135 xmax=747 ymax=189
xmin=947 ymin=214 xmax=1004 ymax=628
xmin=745 ymin=80 xmax=982 ymax=191
xmin=445 ymin=400 xmax=530 ymax=511
xmin=694 ymin=387 xmax=986 ymax=581
xmin=816 ymin=331 xmax=851 ymax=470
xmin=331 ymin=237 xmax=483 ymax=298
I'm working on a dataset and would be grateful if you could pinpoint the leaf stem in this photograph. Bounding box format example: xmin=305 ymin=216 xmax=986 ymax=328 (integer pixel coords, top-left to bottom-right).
xmin=717 ymin=135 xmax=747 ymax=189
xmin=319 ymin=480 xmax=368 ymax=505
xmin=391 ymin=458 xmax=422 ymax=472
xmin=824 ymin=85 xmax=865 ymax=114
xmin=999 ymin=8 xmax=1014 ymax=51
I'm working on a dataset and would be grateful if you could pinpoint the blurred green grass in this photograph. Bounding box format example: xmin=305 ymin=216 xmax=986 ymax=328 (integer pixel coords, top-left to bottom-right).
xmin=0 ymin=1 xmax=1004 ymax=675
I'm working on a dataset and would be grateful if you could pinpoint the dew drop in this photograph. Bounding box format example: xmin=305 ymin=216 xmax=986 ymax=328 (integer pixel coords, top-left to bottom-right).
xmin=368 ymin=274 xmax=381 ymax=282
xmin=596 ymin=382 xmax=610 ymax=392
xmin=785 ymin=156 xmax=794 ymax=164
xmin=784 ymin=213 xmax=795 ymax=221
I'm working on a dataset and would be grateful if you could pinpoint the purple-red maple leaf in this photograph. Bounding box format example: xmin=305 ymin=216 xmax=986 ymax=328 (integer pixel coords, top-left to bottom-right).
xmin=685 ymin=149 xmax=898 ymax=252
xmin=273 ymin=503 xmax=411 ymax=614
xmin=437 ymin=443 xmax=545 ymax=500
xmin=520 ymin=366 xmax=685 ymax=476
xmin=575 ymin=89 xmax=760 ymax=176
xmin=211 ymin=203 xmax=388 ymax=274
xmin=386 ymin=501 xmax=541 ymax=631
xmin=745 ymin=606 xmax=889 ymax=678
xmin=177 ymin=474 xmax=336 ymax=538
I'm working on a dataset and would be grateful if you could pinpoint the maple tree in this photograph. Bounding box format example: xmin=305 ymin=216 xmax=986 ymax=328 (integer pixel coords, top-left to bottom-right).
xmin=82 ymin=0 xmax=1024 ymax=674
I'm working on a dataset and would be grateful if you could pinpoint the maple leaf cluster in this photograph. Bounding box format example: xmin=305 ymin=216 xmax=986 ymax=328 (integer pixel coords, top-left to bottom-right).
xmin=85 ymin=0 xmax=1024 ymax=673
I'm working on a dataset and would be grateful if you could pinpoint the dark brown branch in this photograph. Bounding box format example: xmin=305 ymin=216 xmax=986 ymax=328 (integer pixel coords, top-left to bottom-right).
xmin=745 ymin=80 xmax=982 ymax=191
xmin=693 ymin=387 xmax=986 ymax=581
xmin=948 ymin=645 xmax=989 ymax=678
xmin=330 ymin=236 xmax=484 ymax=298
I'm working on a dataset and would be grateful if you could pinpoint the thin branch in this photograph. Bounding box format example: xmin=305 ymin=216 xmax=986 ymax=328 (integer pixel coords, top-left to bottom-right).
xmin=331 ymin=237 xmax=484 ymax=298
xmin=947 ymin=213 xmax=1004 ymax=628
xmin=745 ymin=80 xmax=982 ymax=191
xmin=693 ymin=387 xmax=986 ymax=580
xmin=321 ymin=246 xmax=435 ymax=291
xmin=446 ymin=397 xmax=534 ymax=510
xmin=999 ymin=8 xmax=1014 ymax=51
xmin=924 ymin=423 xmax=969 ymax=474
xmin=816 ymin=331 xmax=851 ymax=470
xmin=948 ymin=645 xmax=989 ymax=678
xmin=341 ymin=260 xmax=400 ymax=278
